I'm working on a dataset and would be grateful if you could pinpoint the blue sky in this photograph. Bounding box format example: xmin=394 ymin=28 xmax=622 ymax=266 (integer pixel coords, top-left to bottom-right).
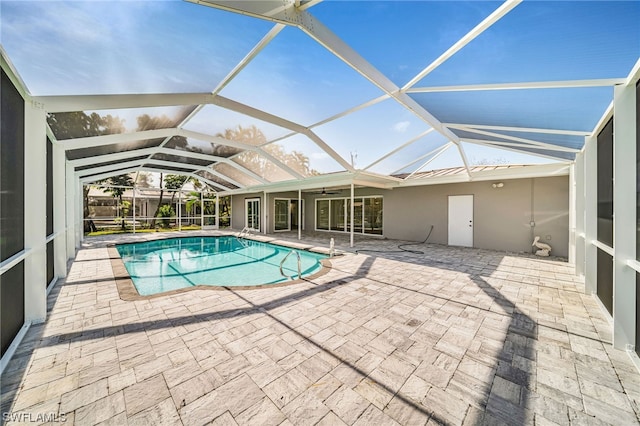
xmin=2 ymin=1 xmax=639 ymax=175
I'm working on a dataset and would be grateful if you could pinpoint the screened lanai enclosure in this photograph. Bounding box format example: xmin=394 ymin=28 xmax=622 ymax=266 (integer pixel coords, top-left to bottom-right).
xmin=1 ymin=0 xmax=640 ymax=420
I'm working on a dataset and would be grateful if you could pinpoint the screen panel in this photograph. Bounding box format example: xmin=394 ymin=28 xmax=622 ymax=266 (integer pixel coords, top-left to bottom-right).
xmin=212 ymin=163 xmax=261 ymax=187
xmin=47 ymin=241 xmax=54 ymax=287
xmin=76 ymin=155 xmax=150 ymax=172
xmin=636 ymin=273 xmax=640 ymax=358
xmin=165 ymin=136 xmax=243 ymax=158
xmin=410 ymin=87 xmax=612 ymax=134
xmin=66 ymin=138 xmax=165 ymax=161
xmin=597 ymin=118 xmax=614 ymax=247
xmin=1 ymin=69 xmax=25 ymax=262
xmin=636 ymin=81 xmax=640 ymax=261
xmin=1 ymin=262 xmax=25 ymax=357
xmin=232 ymin=154 xmax=295 ymax=183
xmin=597 ymin=248 xmax=613 ymax=316
xmin=46 ymin=136 xmax=54 ymax=236
xmin=219 ymin=25 xmax=383 ymax=126
xmin=2 ymin=2 xmax=273 ymax=95
xmin=195 ymin=170 xmax=239 ymax=190
xmin=150 ymin=153 xmax=213 ymax=167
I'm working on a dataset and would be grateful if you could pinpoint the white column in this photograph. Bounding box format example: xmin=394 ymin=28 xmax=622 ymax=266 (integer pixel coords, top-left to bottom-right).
xmin=263 ymin=191 xmax=267 ymax=234
xmin=52 ymin=142 xmax=67 ymax=278
xmin=132 ymin=186 xmax=136 ymax=234
xmin=568 ymin=163 xmax=576 ymax=265
xmin=24 ymin=101 xmax=47 ymax=323
xmin=178 ymin=190 xmax=182 ymax=231
xmin=612 ymin=83 xmax=637 ymax=350
xmin=76 ymin=179 xmax=83 ymax=246
xmin=215 ymin=194 xmax=219 ymax=229
xmin=575 ymin=152 xmax=586 ymax=277
xmin=350 ymin=183 xmax=354 ymax=248
xmin=584 ymin=135 xmax=598 ymax=295
xmin=298 ymin=189 xmax=302 ymax=241
xmin=65 ymin=162 xmax=76 ymax=259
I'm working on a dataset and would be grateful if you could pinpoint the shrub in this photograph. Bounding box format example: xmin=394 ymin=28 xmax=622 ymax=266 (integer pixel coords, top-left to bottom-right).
xmin=157 ymin=204 xmax=175 ymax=228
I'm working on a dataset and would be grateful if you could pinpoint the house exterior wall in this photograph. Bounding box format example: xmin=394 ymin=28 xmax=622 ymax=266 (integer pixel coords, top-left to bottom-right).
xmin=231 ymin=175 xmax=569 ymax=258
xmin=231 ymin=192 xmax=264 ymax=231
xmin=383 ymin=176 xmax=569 ymax=258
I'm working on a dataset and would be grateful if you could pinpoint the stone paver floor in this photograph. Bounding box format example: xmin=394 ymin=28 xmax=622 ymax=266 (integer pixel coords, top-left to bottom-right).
xmin=2 ymin=230 xmax=640 ymax=425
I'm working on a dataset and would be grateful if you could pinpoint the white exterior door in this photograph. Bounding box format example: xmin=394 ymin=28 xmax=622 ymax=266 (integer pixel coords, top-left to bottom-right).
xmin=448 ymin=195 xmax=473 ymax=247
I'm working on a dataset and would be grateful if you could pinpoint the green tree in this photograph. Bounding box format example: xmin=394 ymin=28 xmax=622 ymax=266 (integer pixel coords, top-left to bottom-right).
xmin=47 ymin=111 xmax=125 ymax=140
xmin=100 ymin=174 xmax=135 ymax=230
xmin=48 ymin=111 xmax=126 ymax=232
xmin=185 ymin=190 xmax=216 ymax=215
xmin=157 ymin=204 xmax=175 ymax=228
xmin=164 ymin=174 xmax=189 ymax=206
xmin=185 ymin=191 xmax=203 ymax=216
xmin=216 ymin=125 xmax=318 ymax=181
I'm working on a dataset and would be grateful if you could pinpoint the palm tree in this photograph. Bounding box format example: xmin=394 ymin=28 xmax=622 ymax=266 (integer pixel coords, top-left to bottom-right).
xmin=185 ymin=191 xmax=203 ymax=215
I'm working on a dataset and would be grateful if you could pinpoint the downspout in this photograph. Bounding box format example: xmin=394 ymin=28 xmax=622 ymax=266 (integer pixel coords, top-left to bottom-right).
xmin=530 ymin=178 xmax=535 ymax=253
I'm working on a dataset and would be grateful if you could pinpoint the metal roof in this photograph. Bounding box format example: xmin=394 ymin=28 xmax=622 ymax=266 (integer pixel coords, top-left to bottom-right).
xmin=1 ymin=0 xmax=638 ymax=193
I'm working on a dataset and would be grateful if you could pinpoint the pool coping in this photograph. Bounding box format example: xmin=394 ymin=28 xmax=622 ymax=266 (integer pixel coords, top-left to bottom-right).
xmin=107 ymin=235 xmax=336 ymax=301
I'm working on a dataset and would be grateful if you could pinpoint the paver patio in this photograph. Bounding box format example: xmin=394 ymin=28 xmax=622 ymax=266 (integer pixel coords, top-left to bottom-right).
xmin=2 ymin=231 xmax=640 ymax=425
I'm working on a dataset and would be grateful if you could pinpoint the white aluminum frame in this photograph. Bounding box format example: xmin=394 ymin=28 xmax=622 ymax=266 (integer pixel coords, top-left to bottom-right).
xmin=273 ymin=198 xmax=305 ymax=232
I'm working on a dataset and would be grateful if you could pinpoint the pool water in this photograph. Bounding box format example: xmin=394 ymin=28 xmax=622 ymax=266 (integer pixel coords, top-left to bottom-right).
xmin=116 ymin=237 xmax=327 ymax=296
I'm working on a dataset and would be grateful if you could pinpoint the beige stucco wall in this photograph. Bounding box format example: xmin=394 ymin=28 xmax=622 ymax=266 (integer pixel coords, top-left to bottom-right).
xmin=231 ymin=192 xmax=264 ymax=231
xmin=231 ymin=175 xmax=570 ymax=258
xmin=383 ymin=176 xmax=569 ymax=257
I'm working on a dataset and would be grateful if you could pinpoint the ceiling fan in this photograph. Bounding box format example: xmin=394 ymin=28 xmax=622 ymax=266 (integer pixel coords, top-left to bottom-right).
xmin=308 ymin=187 xmax=342 ymax=196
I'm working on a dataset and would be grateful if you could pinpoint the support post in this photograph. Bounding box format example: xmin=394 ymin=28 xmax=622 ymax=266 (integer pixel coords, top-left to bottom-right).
xmin=612 ymin=83 xmax=637 ymax=349
xmin=201 ymin=191 xmax=205 ymax=228
xmin=65 ymin=162 xmax=76 ymax=260
xmin=178 ymin=190 xmax=182 ymax=231
xmin=350 ymin=183 xmax=354 ymax=248
xmin=298 ymin=189 xmax=302 ymax=241
xmin=52 ymin=142 xmax=67 ymax=278
xmin=76 ymin=179 xmax=83 ymax=246
xmin=584 ymin=135 xmax=598 ymax=295
xmin=263 ymin=191 xmax=267 ymax=234
xmin=568 ymin=163 xmax=576 ymax=265
xmin=132 ymin=185 xmax=136 ymax=234
xmin=575 ymin=152 xmax=585 ymax=277
xmin=24 ymin=101 xmax=47 ymax=323
xmin=215 ymin=194 xmax=219 ymax=229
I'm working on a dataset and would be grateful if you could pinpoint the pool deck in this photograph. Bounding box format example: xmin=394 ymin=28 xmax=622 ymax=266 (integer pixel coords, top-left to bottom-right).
xmin=2 ymin=230 xmax=640 ymax=425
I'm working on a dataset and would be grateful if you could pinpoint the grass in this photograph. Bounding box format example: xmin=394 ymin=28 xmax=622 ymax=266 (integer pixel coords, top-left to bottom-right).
xmin=86 ymin=225 xmax=203 ymax=236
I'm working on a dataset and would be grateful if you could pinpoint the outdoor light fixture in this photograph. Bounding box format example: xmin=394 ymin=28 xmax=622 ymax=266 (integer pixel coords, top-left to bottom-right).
xmin=492 ymin=182 xmax=504 ymax=189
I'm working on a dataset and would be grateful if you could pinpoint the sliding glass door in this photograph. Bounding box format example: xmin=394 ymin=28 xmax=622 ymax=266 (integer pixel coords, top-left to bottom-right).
xmin=315 ymin=196 xmax=383 ymax=235
xmin=316 ymin=199 xmax=329 ymax=230
xmin=274 ymin=198 xmax=305 ymax=232
xmin=274 ymin=199 xmax=289 ymax=231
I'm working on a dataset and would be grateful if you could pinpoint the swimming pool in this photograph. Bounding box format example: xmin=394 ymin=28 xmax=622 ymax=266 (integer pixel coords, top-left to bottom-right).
xmin=115 ymin=236 xmax=328 ymax=296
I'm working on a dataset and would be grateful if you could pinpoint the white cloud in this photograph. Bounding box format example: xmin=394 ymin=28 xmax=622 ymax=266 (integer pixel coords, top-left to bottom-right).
xmin=393 ymin=121 xmax=411 ymax=133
